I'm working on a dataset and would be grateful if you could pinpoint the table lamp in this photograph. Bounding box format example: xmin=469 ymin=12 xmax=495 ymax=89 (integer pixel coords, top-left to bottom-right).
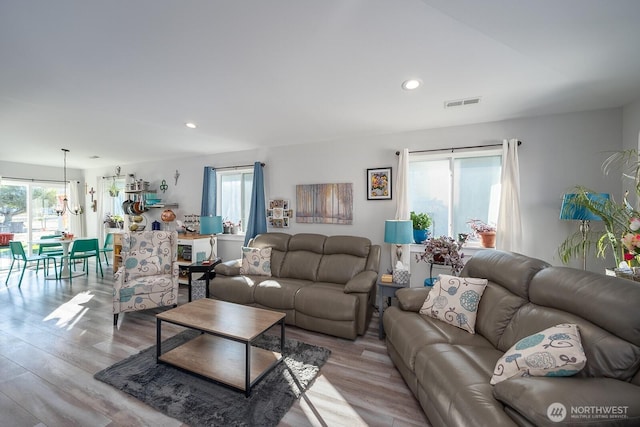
xmin=560 ymin=192 xmax=609 ymax=270
xmin=199 ymin=215 xmax=223 ymax=262
xmin=384 ymin=220 xmax=414 ymax=265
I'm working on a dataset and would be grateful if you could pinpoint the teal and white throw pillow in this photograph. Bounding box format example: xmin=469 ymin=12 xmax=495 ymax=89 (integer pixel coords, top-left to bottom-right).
xmin=490 ymin=323 xmax=586 ymax=385
xmin=419 ymin=274 xmax=488 ymax=334
xmin=240 ymin=246 xmax=272 ymax=276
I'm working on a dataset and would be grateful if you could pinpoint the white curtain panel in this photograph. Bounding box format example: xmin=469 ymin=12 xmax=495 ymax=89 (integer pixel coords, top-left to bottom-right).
xmin=497 ymin=139 xmax=522 ymax=252
xmin=69 ymin=180 xmax=84 ymax=236
xmin=394 ymin=148 xmax=411 ymax=269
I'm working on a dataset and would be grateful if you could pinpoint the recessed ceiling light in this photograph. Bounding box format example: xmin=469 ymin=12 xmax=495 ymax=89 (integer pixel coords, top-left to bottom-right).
xmin=401 ymin=79 xmax=421 ymax=91
xmin=185 ymin=122 xmax=197 ymax=129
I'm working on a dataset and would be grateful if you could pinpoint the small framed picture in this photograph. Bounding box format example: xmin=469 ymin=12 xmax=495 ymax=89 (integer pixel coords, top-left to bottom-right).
xmin=367 ymin=167 xmax=392 ymax=200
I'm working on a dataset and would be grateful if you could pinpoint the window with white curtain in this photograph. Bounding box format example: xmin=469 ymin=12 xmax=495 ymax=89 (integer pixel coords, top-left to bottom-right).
xmin=216 ymin=168 xmax=253 ymax=231
xmin=408 ymin=149 xmax=502 ymax=239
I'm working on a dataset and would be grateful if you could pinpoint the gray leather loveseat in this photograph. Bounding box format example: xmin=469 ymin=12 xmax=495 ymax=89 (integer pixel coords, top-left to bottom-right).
xmin=212 ymin=232 xmax=381 ymax=340
xmin=383 ymin=249 xmax=640 ymax=426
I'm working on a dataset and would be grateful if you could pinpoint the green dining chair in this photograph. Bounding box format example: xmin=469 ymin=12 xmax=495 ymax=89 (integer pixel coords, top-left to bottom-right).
xmin=5 ymin=241 xmax=58 ymax=287
xmin=37 ymin=234 xmax=64 ymax=274
xmin=99 ymin=233 xmax=114 ymax=266
xmin=64 ymin=238 xmax=103 ymax=283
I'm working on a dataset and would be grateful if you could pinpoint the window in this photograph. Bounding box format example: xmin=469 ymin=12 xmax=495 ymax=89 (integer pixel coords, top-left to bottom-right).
xmin=0 ymin=179 xmax=68 ymax=262
xmin=409 ymin=150 xmax=502 ymax=239
xmin=216 ymin=169 xmax=253 ymax=232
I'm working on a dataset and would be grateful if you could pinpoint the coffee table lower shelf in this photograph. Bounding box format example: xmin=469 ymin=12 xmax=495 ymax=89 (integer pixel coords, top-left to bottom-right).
xmin=158 ymin=333 xmax=282 ymax=394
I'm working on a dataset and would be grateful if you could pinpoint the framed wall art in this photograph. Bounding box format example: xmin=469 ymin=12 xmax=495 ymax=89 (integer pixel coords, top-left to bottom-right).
xmin=296 ymin=183 xmax=353 ymax=224
xmin=267 ymin=199 xmax=292 ymax=228
xmin=367 ymin=167 xmax=392 ymax=200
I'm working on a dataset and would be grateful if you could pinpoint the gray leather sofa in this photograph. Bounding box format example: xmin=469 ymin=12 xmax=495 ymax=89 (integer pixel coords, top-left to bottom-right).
xmin=212 ymin=232 xmax=381 ymax=340
xmin=383 ymin=249 xmax=640 ymax=426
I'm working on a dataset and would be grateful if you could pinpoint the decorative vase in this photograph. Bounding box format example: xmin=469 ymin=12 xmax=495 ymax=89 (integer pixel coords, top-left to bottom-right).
xmin=413 ymin=229 xmax=428 ymax=244
xmin=479 ymin=231 xmax=496 ymax=248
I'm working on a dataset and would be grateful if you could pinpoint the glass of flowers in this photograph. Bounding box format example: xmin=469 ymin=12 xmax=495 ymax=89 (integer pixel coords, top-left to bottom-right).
xmin=621 ymin=217 xmax=640 ymax=268
xmin=416 ymin=236 xmax=465 ymax=285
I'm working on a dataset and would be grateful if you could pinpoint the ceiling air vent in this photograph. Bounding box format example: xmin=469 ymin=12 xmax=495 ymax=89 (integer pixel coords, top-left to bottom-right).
xmin=444 ymin=96 xmax=481 ymax=109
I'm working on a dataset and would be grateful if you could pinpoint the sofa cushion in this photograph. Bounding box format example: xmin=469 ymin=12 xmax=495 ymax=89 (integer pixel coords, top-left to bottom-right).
xmin=415 ymin=343 xmax=514 ymax=427
xmin=209 ymin=275 xmax=262 ymax=304
xmin=278 ymin=234 xmax=325 ymax=281
xmin=396 ymin=287 xmax=432 ymax=312
xmin=253 ymin=278 xmax=310 ymax=310
xmin=530 ymin=267 xmax=640 ymax=347
xmin=493 ymin=377 xmax=640 ymax=425
xmin=295 ymin=283 xmax=357 ymax=321
xmin=250 ymin=232 xmax=290 ymax=277
xmin=475 ymin=282 xmax=529 ymax=351
xmin=240 ymin=246 xmax=272 ymax=276
xmin=323 ymin=235 xmax=371 ymax=258
xmin=383 ymin=307 xmax=496 ymax=372
xmin=420 ymin=274 xmax=488 ymax=334
xmin=490 ymin=323 xmax=586 ymax=385
xmin=317 ymin=253 xmax=366 ymax=284
xmin=461 ymin=249 xmax=550 ymax=299
xmin=499 ymin=303 xmax=640 ymax=382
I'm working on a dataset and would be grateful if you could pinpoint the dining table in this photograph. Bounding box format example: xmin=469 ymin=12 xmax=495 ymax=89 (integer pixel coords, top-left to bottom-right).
xmin=31 ymin=237 xmax=82 ymax=280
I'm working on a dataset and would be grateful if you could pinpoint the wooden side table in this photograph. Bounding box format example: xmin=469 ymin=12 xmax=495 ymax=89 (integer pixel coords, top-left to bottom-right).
xmin=378 ymin=281 xmax=408 ymax=339
xmin=186 ymin=258 xmax=221 ymax=302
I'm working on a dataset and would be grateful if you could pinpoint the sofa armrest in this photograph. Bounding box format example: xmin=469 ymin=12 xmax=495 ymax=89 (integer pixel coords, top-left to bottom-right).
xmin=395 ymin=287 xmax=431 ymax=312
xmin=344 ymin=270 xmax=378 ymax=293
xmin=214 ymin=259 xmax=242 ymax=276
xmin=493 ymin=377 xmax=640 ymax=425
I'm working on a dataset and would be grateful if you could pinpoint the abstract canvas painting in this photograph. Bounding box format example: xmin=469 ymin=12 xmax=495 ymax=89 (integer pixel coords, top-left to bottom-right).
xmin=296 ymin=183 xmax=353 ymax=224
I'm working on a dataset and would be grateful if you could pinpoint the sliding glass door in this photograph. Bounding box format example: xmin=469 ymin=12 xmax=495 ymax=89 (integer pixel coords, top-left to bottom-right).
xmin=0 ymin=179 xmax=67 ymax=268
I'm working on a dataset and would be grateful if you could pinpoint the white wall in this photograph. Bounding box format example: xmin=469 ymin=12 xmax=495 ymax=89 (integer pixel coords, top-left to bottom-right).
xmin=78 ymin=107 xmax=625 ymax=278
xmin=622 ymin=99 xmax=640 ymax=208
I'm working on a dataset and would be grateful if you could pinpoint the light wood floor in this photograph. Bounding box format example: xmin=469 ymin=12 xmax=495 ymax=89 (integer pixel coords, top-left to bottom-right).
xmin=0 ymin=262 xmax=429 ymax=427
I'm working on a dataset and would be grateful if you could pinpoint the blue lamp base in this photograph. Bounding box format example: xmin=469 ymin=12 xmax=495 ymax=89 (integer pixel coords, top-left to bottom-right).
xmin=424 ymin=277 xmax=437 ymax=287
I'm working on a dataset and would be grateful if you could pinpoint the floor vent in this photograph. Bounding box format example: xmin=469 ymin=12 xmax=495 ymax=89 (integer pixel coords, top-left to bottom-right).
xmin=444 ymin=97 xmax=481 ymax=108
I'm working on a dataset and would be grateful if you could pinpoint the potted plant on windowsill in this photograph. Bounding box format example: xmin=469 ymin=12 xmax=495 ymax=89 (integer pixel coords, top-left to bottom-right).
xmin=410 ymin=211 xmax=432 ymax=244
xmin=467 ymin=219 xmax=497 ymax=248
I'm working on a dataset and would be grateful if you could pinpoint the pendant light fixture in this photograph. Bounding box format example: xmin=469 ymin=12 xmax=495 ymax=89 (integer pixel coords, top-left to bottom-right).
xmin=55 ymin=148 xmax=83 ymax=216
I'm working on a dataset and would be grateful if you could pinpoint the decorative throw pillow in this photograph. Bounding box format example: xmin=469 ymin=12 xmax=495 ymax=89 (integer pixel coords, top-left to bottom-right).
xmin=240 ymin=246 xmax=272 ymax=276
xmin=490 ymin=323 xmax=586 ymax=385
xmin=419 ymin=274 xmax=488 ymax=334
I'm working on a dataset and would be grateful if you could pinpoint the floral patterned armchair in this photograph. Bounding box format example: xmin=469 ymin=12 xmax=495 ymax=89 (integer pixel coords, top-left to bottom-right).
xmin=113 ymin=230 xmax=179 ymax=325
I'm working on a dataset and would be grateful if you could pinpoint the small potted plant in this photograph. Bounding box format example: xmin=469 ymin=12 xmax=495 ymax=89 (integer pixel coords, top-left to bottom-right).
xmin=467 ymin=219 xmax=497 ymax=248
xmin=410 ymin=211 xmax=432 ymax=243
xmin=108 ymin=180 xmax=120 ymax=197
xmin=416 ymin=235 xmax=465 ymax=285
xmin=104 ymin=213 xmax=123 ymax=229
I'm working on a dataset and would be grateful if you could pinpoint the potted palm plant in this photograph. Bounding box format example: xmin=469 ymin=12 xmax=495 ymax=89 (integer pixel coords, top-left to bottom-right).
xmin=558 ymin=149 xmax=640 ymax=271
xmin=410 ymin=211 xmax=432 ymax=243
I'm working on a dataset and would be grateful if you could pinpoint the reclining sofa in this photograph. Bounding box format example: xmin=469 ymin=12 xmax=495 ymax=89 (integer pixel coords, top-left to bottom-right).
xmin=212 ymin=232 xmax=381 ymax=340
xmin=383 ymin=249 xmax=640 ymax=426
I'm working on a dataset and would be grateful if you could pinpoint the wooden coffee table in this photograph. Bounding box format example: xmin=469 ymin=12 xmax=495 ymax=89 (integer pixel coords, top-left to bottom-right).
xmin=156 ymin=298 xmax=286 ymax=396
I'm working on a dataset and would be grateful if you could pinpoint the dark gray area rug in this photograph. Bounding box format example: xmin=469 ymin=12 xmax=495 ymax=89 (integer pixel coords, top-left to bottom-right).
xmin=94 ymin=330 xmax=331 ymax=427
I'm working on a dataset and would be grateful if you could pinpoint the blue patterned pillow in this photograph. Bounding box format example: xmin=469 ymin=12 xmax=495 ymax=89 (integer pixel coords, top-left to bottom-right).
xmin=490 ymin=323 xmax=586 ymax=385
xmin=240 ymin=246 xmax=272 ymax=276
xmin=419 ymin=274 xmax=488 ymax=334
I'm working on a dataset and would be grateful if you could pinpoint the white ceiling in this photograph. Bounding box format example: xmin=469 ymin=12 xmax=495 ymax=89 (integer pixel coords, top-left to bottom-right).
xmin=2 ymin=0 xmax=640 ymax=169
